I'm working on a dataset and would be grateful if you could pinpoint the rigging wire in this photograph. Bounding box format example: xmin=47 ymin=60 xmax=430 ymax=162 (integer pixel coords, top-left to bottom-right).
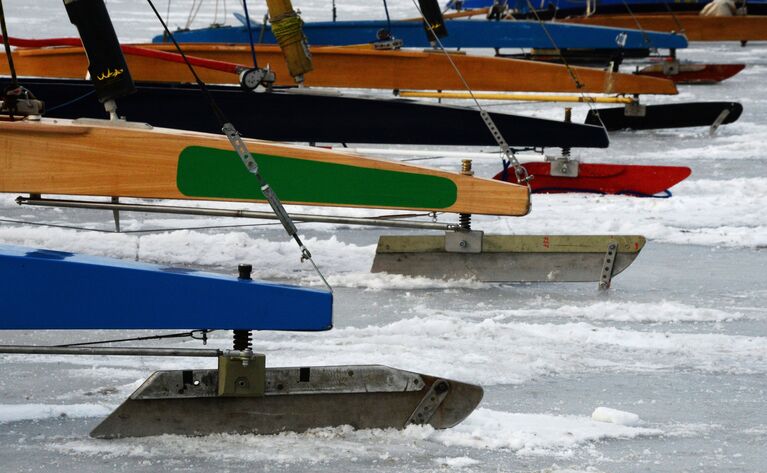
xmin=241 ymin=0 xmax=259 ymax=68
xmin=522 ymin=0 xmax=608 ymax=130
xmin=408 ymin=0 xmax=532 ymax=190
xmin=56 ymin=330 xmax=214 ymax=347
xmin=165 ymin=0 xmax=172 ymax=26
xmin=0 ymin=0 xmax=18 ymax=87
xmin=184 ymin=0 xmax=204 ymax=30
xmin=661 ymin=0 xmax=686 ymax=35
xmin=0 ymin=217 xmax=282 ymax=233
xmin=147 ymin=0 xmax=333 ymax=292
xmin=383 ymin=0 xmax=393 ymax=37
xmin=619 ymin=0 xmax=655 ymax=51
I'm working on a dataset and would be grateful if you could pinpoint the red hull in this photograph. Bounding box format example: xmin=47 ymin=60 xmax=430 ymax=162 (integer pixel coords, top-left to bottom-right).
xmin=494 ymin=162 xmax=692 ymax=196
xmin=635 ymin=63 xmax=745 ymax=84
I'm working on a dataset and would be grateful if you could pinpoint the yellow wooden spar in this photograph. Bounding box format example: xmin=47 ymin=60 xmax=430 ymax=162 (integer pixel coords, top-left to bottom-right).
xmin=397 ymin=91 xmax=637 ymax=103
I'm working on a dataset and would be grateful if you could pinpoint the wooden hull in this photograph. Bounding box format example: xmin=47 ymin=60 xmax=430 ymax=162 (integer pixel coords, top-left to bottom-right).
xmin=1 ymin=43 xmax=678 ymax=95
xmin=0 ymin=118 xmax=529 ymax=216
xmin=564 ymin=14 xmax=767 ymax=41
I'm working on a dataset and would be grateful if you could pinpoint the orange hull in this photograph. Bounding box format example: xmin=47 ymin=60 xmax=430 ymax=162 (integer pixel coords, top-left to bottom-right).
xmin=1 ymin=43 xmax=677 ymax=95
xmin=564 ymin=14 xmax=767 ymax=42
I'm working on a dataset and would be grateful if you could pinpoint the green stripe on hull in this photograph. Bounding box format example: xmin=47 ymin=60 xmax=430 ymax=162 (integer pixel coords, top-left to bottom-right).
xmin=176 ymin=146 xmax=458 ymax=208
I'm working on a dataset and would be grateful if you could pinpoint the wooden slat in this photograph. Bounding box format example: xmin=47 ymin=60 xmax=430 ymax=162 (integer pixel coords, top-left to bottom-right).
xmin=563 ymin=14 xmax=767 ymax=41
xmin=0 ymin=118 xmax=529 ymax=216
xmin=2 ymin=43 xmax=678 ymax=94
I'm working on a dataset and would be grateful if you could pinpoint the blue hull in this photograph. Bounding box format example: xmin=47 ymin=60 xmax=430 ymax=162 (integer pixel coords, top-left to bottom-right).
xmin=451 ymin=0 xmax=767 ymax=15
xmin=451 ymin=0 xmax=709 ymax=12
xmin=0 ymin=245 xmax=332 ymax=330
xmin=157 ymin=18 xmax=687 ymax=50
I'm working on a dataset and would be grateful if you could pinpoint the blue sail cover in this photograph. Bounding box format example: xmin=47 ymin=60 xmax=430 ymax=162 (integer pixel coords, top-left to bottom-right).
xmin=155 ymin=16 xmax=687 ymax=50
xmin=0 ymin=245 xmax=332 ymax=330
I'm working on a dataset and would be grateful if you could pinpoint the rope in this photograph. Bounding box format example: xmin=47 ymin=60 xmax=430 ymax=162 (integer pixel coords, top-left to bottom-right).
xmin=270 ymin=13 xmax=305 ymax=48
xmin=46 ymin=89 xmax=96 ymax=112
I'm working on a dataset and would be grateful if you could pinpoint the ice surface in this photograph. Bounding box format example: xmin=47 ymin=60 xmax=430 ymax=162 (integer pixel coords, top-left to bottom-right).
xmin=0 ymin=1 xmax=764 ymax=472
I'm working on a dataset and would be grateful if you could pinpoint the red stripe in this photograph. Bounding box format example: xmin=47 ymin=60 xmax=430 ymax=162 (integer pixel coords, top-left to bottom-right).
xmin=0 ymin=35 xmax=242 ymax=75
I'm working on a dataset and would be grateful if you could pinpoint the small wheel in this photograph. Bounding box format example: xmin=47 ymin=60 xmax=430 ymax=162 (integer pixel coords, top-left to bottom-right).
xmin=239 ymin=69 xmax=262 ymax=91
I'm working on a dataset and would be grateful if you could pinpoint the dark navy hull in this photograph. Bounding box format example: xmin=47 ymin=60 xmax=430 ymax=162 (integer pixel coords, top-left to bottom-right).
xmin=586 ymin=102 xmax=743 ymax=130
xmin=25 ymin=78 xmax=609 ymax=148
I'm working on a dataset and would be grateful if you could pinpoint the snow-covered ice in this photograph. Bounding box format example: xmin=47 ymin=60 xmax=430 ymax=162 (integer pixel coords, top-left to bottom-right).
xmin=0 ymin=1 xmax=765 ymax=472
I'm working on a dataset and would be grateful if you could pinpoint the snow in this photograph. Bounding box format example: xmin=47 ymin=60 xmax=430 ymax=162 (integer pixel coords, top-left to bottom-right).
xmin=431 ymin=408 xmax=660 ymax=455
xmin=43 ymin=409 xmax=660 ymax=464
xmin=0 ymin=403 xmax=111 ymax=423
xmin=591 ymin=407 xmax=642 ymax=427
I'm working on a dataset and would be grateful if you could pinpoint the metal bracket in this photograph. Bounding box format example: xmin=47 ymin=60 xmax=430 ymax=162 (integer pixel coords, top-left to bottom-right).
xmin=445 ymin=230 xmax=483 ymax=254
xmin=238 ymin=66 xmax=276 ymax=91
xmin=406 ymin=379 xmax=450 ymax=425
xmin=598 ymin=242 xmax=618 ymax=290
xmin=217 ymin=352 xmax=266 ymax=397
xmin=548 ymin=157 xmax=580 ymax=178
xmin=662 ymin=60 xmax=680 ymax=76
xmin=0 ymin=98 xmax=44 ymax=118
xmin=72 ymin=117 xmax=153 ymax=129
xmin=709 ymin=108 xmax=731 ymax=136
xmin=111 ymin=196 xmax=120 ymax=232
xmin=372 ymin=38 xmax=404 ymax=50
xmin=624 ymin=102 xmax=647 ymax=117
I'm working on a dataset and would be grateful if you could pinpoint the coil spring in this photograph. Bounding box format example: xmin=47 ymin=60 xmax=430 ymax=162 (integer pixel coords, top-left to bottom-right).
xmin=459 ymin=213 xmax=471 ymax=230
xmin=232 ymin=330 xmax=252 ymax=351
